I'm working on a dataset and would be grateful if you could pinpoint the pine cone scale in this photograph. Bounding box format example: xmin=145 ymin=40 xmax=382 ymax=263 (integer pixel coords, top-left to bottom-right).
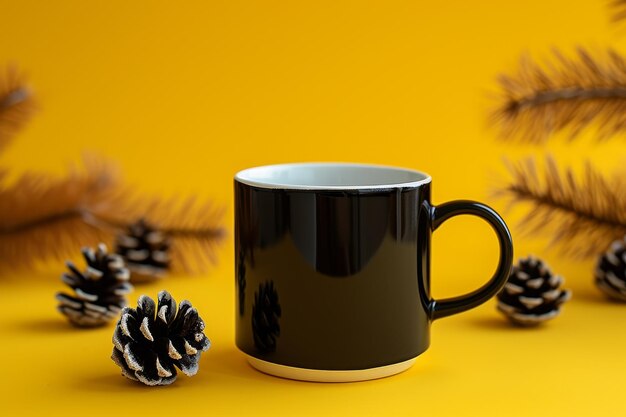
xmin=113 ymin=327 xmax=125 ymax=351
xmin=61 ymin=273 xmax=79 ymax=286
xmin=156 ymin=356 xmax=174 ymax=377
xmin=496 ymin=302 xmax=516 ymax=315
xmin=518 ymin=296 xmax=544 ymax=309
xmin=123 ymin=342 xmax=145 ymax=372
xmin=65 ymin=262 xmax=83 ymax=277
xmin=139 ymin=316 xmax=155 ymax=341
xmin=158 ymin=291 xmax=177 ymax=323
xmin=136 ymin=349 xmax=169 ymax=384
xmin=168 ymin=340 xmax=183 ymax=359
xmin=137 ymin=295 xmax=156 ymax=317
xmin=85 ymin=266 xmax=104 ymax=279
xmin=120 ymin=310 xmax=143 ymax=341
xmin=504 ymin=282 xmax=524 ymax=294
xmin=84 ymin=302 xmax=108 ymax=314
xmin=178 ymin=354 xmax=200 ymax=376
xmin=597 ymin=280 xmax=624 ymax=299
xmin=606 ymin=271 xmax=626 ymax=288
xmin=74 ymin=288 xmax=99 ymax=301
xmin=56 ymin=293 xmax=83 ymax=309
xmin=542 ymin=289 xmax=560 ymax=301
xmin=111 ymin=348 xmax=138 ymax=381
xmin=605 ymin=252 xmax=621 ymax=266
xmin=152 ymin=251 xmax=169 ymax=263
xmin=169 ymin=301 xmax=193 ymax=333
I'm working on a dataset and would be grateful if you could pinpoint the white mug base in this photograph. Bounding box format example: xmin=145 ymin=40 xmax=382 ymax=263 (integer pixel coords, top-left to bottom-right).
xmin=246 ymin=355 xmax=416 ymax=382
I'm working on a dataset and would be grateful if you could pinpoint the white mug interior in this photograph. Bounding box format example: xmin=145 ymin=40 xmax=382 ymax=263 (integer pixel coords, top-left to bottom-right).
xmin=235 ymin=162 xmax=431 ymax=190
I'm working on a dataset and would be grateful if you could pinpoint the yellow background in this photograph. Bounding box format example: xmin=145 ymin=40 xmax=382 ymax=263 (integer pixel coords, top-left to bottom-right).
xmin=1 ymin=1 xmax=625 ymax=415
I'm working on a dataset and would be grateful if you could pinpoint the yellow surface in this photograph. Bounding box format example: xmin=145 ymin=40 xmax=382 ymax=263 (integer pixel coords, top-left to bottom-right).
xmin=1 ymin=1 xmax=626 ymax=415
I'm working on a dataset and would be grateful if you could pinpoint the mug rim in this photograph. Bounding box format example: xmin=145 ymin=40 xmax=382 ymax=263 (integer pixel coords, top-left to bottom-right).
xmin=234 ymin=162 xmax=432 ymax=191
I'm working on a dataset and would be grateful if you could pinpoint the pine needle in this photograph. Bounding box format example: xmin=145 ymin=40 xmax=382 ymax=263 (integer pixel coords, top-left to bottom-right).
xmin=492 ymin=48 xmax=626 ymax=143
xmin=611 ymin=0 xmax=626 ymax=22
xmin=494 ymin=156 xmax=626 ymax=258
xmin=90 ymin=190 xmax=226 ymax=274
xmin=0 ymin=67 xmax=36 ymax=154
xmin=0 ymin=157 xmax=118 ymax=268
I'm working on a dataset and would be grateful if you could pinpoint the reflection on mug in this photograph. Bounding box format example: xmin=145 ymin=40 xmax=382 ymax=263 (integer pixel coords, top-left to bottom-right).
xmin=252 ymin=281 xmax=282 ymax=353
xmin=290 ymin=193 xmax=389 ymax=277
xmin=236 ymin=185 xmax=290 ymax=265
xmin=237 ymin=250 xmax=247 ymax=316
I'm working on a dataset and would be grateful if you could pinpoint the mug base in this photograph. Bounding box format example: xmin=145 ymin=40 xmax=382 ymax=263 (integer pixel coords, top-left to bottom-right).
xmin=246 ymin=355 xmax=416 ymax=382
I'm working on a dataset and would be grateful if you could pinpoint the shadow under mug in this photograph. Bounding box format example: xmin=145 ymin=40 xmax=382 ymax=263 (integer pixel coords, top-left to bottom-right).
xmin=234 ymin=163 xmax=513 ymax=382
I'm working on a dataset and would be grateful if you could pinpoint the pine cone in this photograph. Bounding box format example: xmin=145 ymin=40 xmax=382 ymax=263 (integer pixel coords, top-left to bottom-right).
xmin=56 ymin=244 xmax=133 ymax=327
xmin=595 ymin=237 xmax=626 ymax=301
xmin=111 ymin=290 xmax=211 ymax=386
xmin=497 ymin=256 xmax=571 ymax=326
xmin=115 ymin=219 xmax=171 ymax=281
xmin=252 ymin=281 xmax=281 ymax=352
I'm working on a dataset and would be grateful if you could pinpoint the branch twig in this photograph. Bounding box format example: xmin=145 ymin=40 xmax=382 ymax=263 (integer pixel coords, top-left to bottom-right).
xmin=492 ymin=48 xmax=626 ymax=142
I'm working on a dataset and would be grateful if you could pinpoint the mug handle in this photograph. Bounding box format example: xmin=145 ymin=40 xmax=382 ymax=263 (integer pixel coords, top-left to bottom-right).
xmin=428 ymin=200 xmax=514 ymax=320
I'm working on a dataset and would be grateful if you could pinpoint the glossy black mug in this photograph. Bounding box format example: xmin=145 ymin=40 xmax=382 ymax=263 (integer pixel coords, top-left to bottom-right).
xmin=234 ymin=163 xmax=513 ymax=382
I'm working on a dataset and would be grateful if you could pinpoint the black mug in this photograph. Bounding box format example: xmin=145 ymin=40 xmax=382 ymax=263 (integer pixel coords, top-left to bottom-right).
xmin=234 ymin=163 xmax=513 ymax=382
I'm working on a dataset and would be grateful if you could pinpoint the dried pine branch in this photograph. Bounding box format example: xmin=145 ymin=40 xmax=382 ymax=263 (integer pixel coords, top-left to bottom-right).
xmin=0 ymin=67 xmax=35 ymax=154
xmin=0 ymin=155 xmax=225 ymax=273
xmin=494 ymin=156 xmax=626 ymax=258
xmin=492 ymin=48 xmax=626 ymax=143
xmin=90 ymin=191 xmax=226 ymax=274
xmin=611 ymin=0 xmax=626 ymax=22
xmin=0 ymin=156 xmax=118 ymax=268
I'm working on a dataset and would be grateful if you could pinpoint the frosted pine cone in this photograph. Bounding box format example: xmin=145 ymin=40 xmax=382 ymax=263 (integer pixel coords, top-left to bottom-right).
xmin=497 ymin=256 xmax=571 ymax=326
xmin=115 ymin=219 xmax=171 ymax=281
xmin=56 ymin=244 xmax=132 ymax=327
xmin=111 ymin=290 xmax=211 ymax=386
xmin=595 ymin=237 xmax=626 ymax=301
